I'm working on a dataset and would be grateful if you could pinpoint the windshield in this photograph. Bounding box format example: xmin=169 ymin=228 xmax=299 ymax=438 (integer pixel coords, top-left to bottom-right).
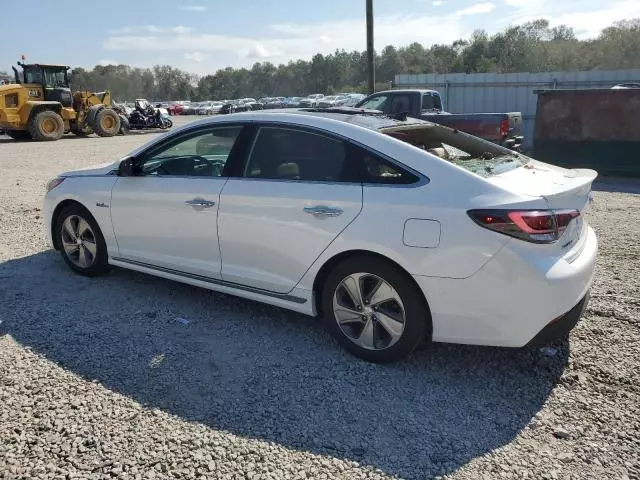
xmin=358 ymin=94 xmax=389 ymax=110
xmin=381 ymin=124 xmax=529 ymax=178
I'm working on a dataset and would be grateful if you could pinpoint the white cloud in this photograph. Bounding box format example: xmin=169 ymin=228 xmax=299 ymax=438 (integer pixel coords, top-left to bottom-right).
xmin=432 ymin=1 xmax=445 ymax=5
xmin=247 ymin=44 xmax=281 ymax=59
xmin=455 ymin=2 xmax=496 ymax=16
xmin=178 ymin=5 xmax=207 ymax=11
xmin=184 ymin=52 xmax=204 ymax=62
xmin=172 ymin=26 xmax=193 ymax=34
xmin=106 ymin=12 xmax=468 ymax=71
xmin=498 ymin=0 xmax=640 ymax=39
xmin=97 ymin=59 xmax=119 ymax=66
xmin=109 ymin=25 xmax=192 ymax=35
xmin=102 ymin=1 xmax=640 ymax=74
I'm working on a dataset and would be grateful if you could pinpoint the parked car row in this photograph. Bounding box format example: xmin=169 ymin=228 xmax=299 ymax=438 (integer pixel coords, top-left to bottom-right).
xmin=160 ymin=93 xmax=367 ymax=115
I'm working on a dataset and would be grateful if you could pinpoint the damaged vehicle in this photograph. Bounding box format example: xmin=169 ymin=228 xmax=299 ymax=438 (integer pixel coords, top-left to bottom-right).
xmin=44 ymin=109 xmax=597 ymax=363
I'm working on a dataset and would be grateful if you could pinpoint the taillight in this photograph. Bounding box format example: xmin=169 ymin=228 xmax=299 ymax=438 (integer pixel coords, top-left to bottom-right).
xmin=499 ymin=119 xmax=510 ymax=138
xmin=468 ymin=209 xmax=580 ymax=243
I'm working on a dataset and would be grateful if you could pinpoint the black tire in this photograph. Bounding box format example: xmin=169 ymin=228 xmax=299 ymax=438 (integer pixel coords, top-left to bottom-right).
xmin=93 ymin=108 xmax=121 ymax=137
xmin=28 ymin=110 xmax=64 ymax=141
xmin=55 ymin=204 xmax=109 ymax=277
xmin=321 ymin=255 xmax=431 ymax=363
xmin=6 ymin=130 xmax=32 ymax=140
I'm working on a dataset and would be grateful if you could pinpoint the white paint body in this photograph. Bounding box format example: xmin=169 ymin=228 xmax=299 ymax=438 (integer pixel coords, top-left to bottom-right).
xmin=44 ymin=112 xmax=598 ymax=347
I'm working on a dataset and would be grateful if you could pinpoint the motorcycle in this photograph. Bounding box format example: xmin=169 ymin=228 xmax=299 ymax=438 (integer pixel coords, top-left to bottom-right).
xmin=125 ymin=99 xmax=173 ymax=131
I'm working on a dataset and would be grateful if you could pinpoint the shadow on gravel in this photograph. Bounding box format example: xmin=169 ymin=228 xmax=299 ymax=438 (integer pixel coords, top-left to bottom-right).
xmin=0 ymin=251 xmax=570 ymax=479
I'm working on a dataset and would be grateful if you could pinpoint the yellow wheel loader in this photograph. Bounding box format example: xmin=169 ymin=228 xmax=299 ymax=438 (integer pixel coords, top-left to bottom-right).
xmin=0 ymin=62 xmax=120 ymax=141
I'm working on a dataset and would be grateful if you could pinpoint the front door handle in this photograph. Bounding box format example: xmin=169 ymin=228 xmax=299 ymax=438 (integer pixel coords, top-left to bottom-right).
xmin=303 ymin=205 xmax=344 ymax=217
xmin=185 ymin=198 xmax=216 ymax=208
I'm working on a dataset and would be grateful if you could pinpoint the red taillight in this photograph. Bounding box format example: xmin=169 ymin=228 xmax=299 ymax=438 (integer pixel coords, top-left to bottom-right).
xmin=468 ymin=209 xmax=580 ymax=243
xmin=499 ymin=119 xmax=510 ymax=138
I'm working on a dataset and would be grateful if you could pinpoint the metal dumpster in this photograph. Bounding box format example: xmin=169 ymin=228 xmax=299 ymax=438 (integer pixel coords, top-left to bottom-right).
xmin=533 ymin=88 xmax=640 ymax=176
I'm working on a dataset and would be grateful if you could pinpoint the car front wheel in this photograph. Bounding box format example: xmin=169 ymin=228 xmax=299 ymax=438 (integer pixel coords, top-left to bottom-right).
xmin=55 ymin=204 xmax=109 ymax=276
xmin=322 ymin=256 xmax=430 ymax=363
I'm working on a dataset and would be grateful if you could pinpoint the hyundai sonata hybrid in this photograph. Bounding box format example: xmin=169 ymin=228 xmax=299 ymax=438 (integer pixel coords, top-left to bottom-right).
xmin=44 ymin=109 xmax=597 ymax=363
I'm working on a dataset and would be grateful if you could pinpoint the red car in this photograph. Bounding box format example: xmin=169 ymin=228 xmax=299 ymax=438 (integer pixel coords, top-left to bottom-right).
xmin=167 ymin=104 xmax=185 ymax=115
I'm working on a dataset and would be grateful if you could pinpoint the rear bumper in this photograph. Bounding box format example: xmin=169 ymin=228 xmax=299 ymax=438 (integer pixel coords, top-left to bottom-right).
xmin=414 ymin=226 xmax=597 ymax=347
xmin=525 ymin=292 xmax=590 ymax=347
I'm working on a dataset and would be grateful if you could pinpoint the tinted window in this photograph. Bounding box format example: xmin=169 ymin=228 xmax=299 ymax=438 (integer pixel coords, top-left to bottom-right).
xmin=353 ymin=146 xmax=419 ymax=185
xmin=389 ymin=95 xmax=411 ymax=114
xmin=421 ymin=93 xmax=442 ymax=111
xmin=245 ymin=127 xmax=351 ymax=182
xmin=140 ymin=126 xmax=242 ymax=177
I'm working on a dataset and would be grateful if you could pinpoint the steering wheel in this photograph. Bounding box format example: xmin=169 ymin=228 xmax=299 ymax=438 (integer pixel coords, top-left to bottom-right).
xmin=146 ymin=163 xmax=171 ymax=175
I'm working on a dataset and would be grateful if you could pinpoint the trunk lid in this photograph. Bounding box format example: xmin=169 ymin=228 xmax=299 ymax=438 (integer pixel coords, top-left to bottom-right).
xmin=487 ymin=159 xmax=597 ymax=211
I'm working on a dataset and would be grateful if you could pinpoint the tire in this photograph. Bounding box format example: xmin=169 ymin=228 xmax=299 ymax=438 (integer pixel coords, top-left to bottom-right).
xmin=321 ymin=255 xmax=430 ymax=363
xmin=93 ymin=108 xmax=121 ymax=137
xmin=6 ymin=130 xmax=32 ymax=140
xmin=55 ymin=204 xmax=109 ymax=277
xmin=28 ymin=110 xmax=64 ymax=141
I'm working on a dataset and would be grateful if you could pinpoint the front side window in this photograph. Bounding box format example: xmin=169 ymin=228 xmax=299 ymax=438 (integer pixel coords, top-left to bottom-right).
xmin=358 ymin=94 xmax=389 ymax=111
xmin=244 ymin=127 xmax=351 ymax=182
xmin=140 ymin=126 xmax=242 ymax=177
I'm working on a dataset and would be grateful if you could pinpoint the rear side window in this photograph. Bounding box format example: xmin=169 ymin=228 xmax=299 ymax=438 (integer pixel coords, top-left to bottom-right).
xmin=351 ymin=145 xmax=420 ymax=185
xmin=421 ymin=93 xmax=442 ymax=111
xmin=245 ymin=127 xmax=355 ymax=182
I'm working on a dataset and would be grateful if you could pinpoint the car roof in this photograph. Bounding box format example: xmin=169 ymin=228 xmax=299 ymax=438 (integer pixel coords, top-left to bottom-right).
xmin=369 ymin=89 xmax=440 ymax=95
xmin=166 ymin=109 xmax=433 ymax=136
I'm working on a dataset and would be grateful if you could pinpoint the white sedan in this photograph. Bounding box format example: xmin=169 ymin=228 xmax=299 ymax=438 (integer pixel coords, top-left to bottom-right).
xmin=44 ymin=110 xmax=597 ymax=363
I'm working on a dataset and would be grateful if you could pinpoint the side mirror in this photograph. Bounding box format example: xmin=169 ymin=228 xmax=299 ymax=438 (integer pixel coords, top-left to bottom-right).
xmin=118 ymin=157 xmax=139 ymax=176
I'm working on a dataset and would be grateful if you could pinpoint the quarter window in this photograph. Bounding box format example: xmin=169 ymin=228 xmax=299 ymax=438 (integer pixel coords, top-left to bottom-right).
xmin=140 ymin=126 xmax=242 ymax=177
xmin=353 ymin=146 xmax=420 ymax=185
xmin=244 ymin=127 xmax=352 ymax=182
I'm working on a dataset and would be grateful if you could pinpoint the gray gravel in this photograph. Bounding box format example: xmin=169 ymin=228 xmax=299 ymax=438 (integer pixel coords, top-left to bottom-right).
xmin=1 ymin=120 xmax=639 ymax=479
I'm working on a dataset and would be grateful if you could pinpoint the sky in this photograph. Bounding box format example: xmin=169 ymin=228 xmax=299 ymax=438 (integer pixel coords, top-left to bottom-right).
xmin=2 ymin=0 xmax=638 ymax=75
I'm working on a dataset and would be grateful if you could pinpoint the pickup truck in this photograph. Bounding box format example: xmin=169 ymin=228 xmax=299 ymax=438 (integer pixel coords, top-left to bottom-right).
xmin=355 ymin=89 xmax=524 ymax=150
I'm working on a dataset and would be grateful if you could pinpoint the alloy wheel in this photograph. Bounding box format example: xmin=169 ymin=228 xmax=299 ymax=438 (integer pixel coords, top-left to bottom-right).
xmin=332 ymin=272 xmax=406 ymax=350
xmin=61 ymin=215 xmax=98 ymax=268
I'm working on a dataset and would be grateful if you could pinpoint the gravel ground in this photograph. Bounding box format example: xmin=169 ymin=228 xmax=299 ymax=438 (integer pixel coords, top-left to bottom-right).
xmin=0 ymin=119 xmax=639 ymax=480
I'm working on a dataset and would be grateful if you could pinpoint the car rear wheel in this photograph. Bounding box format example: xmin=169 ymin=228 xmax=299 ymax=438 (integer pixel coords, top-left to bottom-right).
xmin=55 ymin=204 xmax=109 ymax=276
xmin=322 ymin=256 xmax=430 ymax=363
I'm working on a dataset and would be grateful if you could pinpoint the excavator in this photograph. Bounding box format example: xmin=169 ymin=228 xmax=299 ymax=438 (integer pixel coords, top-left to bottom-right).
xmin=0 ymin=60 xmax=120 ymax=141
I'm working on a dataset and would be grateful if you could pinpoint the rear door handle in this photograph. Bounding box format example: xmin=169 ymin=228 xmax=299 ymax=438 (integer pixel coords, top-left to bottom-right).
xmin=303 ymin=205 xmax=343 ymax=217
xmin=185 ymin=198 xmax=216 ymax=208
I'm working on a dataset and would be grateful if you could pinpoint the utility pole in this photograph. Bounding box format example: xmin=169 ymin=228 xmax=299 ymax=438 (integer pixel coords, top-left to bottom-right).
xmin=366 ymin=0 xmax=375 ymax=94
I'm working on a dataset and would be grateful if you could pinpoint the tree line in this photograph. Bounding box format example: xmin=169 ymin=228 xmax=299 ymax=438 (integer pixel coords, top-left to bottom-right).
xmin=2 ymin=19 xmax=639 ymax=102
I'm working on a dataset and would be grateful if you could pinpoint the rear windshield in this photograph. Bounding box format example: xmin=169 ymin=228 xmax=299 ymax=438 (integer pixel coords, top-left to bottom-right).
xmin=380 ymin=124 xmax=528 ymax=177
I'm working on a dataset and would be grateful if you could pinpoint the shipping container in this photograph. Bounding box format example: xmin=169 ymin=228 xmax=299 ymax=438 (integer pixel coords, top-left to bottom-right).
xmin=533 ymin=89 xmax=640 ymax=176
